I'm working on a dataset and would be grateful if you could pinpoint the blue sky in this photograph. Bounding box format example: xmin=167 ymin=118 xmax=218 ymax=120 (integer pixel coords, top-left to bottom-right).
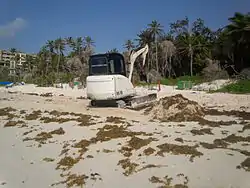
xmin=0 ymin=0 xmax=249 ymax=54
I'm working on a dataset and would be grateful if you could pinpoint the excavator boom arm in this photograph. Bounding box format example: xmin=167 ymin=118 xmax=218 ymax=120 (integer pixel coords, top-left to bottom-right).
xmin=128 ymin=44 xmax=149 ymax=82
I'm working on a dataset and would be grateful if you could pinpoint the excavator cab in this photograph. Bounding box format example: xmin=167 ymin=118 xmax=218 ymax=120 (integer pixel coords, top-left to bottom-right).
xmin=89 ymin=53 xmax=126 ymax=77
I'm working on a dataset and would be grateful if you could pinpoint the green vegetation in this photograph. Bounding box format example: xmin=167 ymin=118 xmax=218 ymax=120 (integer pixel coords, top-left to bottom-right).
xmin=214 ymin=80 xmax=250 ymax=94
xmin=136 ymin=76 xmax=203 ymax=86
xmin=160 ymin=76 xmax=204 ymax=86
xmin=0 ymin=12 xmax=250 ymax=93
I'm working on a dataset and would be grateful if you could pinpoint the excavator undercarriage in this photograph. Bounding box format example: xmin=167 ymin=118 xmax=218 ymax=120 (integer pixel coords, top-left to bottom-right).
xmin=89 ymin=93 xmax=157 ymax=109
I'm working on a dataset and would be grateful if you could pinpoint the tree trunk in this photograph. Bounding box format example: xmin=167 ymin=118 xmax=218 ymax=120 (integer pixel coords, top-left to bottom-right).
xmin=29 ymin=62 xmax=31 ymax=73
xmin=164 ymin=54 xmax=170 ymax=78
xmin=45 ymin=61 xmax=48 ymax=75
xmin=57 ymin=50 xmax=60 ymax=74
xmin=162 ymin=60 xmax=165 ymax=76
xmin=155 ymin=38 xmax=159 ymax=73
xmin=188 ymin=25 xmax=193 ymax=77
xmin=190 ymin=46 xmax=193 ymax=77
xmin=169 ymin=54 xmax=172 ymax=78
xmin=148 ymin=50 xmax=151 ymax=70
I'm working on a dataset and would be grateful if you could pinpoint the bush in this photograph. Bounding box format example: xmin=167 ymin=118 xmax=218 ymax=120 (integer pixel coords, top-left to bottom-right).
xmin=34 ymin=72 xmax=74 ymax=87
xmin=22 ymin=73 xmax=33 ymax=83
xmin=56 ymin=73 xmax=74 ymax=83
xmin=215 ymin=80 xmax=250 ymax=94
xmin=161 ymin=75 xmax=204 ymax=86
xmin=0 ymin=66 xmax=9 ymax=81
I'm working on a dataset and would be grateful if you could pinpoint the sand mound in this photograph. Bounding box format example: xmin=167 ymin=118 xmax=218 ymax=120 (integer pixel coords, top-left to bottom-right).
xmin=144 ymin=94 xmax=205 ymax=122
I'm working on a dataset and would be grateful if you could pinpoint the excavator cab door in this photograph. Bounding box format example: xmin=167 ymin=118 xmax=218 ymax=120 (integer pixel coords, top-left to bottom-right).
xmin=107 ymin=53 xmax=126 ymax=77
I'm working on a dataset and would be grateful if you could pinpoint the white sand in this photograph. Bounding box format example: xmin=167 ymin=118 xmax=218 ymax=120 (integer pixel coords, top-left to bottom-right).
xmin=0 ymin=83 xmax=250 ymax=188
xmin=192 ymin=79 xmax=234 ymax=91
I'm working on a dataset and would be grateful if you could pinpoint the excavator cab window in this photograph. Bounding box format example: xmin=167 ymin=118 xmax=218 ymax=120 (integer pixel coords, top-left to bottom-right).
xmin=89 ymin=56 xmax=108 ymax=75
xmin=89 ymin=53 xmax=126 ymax=76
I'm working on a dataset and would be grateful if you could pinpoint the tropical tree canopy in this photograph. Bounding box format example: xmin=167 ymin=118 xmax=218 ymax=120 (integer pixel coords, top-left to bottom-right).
xmin=2 ymin=12 xmax=250 ymax=84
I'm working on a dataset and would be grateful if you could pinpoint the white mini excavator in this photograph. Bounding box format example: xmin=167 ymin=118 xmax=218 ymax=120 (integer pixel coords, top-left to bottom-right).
xmin=86 ymin=44 xmax=157 ymax=108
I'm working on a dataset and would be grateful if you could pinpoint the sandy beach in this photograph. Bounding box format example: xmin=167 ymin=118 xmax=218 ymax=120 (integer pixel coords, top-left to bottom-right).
xmin=0 ymin=84 xmax=249 ymax=188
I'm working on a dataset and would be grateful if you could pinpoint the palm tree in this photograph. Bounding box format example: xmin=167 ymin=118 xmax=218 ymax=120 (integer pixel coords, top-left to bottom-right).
xmin=9 ymin=48 xmax=18 ymax=76
xmin=176 ymin=34 xmax=195 ymax=76
xmin=9 ymin=48 xmax=17 ymax=54
xmin=65 ymin=37 xmax=75 ymax=55
xmin=136 ymin=30 xmax=155 ymax=70
xmin=25 ymin=55 xmax=35 ymax=72
xmin=123 ymin=39 xmax=135 ymax=51
xmin=136 ymin=30 xmax=154 ymax=46
xmin=38 ymin=46 xmax=50 ymax=75
xmin=84 ymin=36 xmax=95 ymax=49
xmin=45 ymin=40 xmax=55 ymax=70
xmin=108 ymin=48 xmax=119 ymax=53
xmin=225 ymin=12 xmax=250 ymax=71
xmin=170 ymin=17 xmax=197 ymax=76
xmin=147 ymin=20 xmax=164 ymax=73
xmin=45 ymin=40 xmax=55 ymax=53
xmin=226 ymin=12 xmax=250 ymax=51
xmin=74 ymin=37 xmax=83 ymax=56
xmin=159 ymin=33 xmax=174 ymax=42
xmin=65 ymin=37 xmax=74 ymax=47
xmin=226 ymin=12 xmax=250 ymax=41
xmin=38 ymin=46 xmax=49 ymax=57
xmin=54 ymin=37 xmax=65 ymax=74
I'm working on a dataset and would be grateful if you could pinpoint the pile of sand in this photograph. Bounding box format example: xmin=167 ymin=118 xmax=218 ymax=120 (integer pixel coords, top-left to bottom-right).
xmin=144 ymin=94 xmax=205 ymax=122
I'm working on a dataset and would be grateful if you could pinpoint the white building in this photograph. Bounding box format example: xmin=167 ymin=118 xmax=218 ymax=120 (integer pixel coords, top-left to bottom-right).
xmin=0 ymin=50 xmax=32 ymax=75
